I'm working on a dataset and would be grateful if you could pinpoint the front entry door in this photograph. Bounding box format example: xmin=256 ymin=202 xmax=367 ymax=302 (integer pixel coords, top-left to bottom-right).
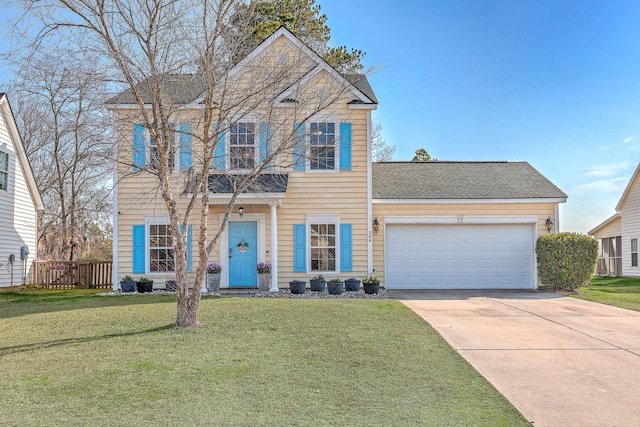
xmin=228 ymin=221 xmax=258 ymax=287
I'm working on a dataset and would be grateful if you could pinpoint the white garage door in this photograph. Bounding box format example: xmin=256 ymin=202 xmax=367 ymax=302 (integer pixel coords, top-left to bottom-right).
xmin=385 ymin=223 xmax=535 ymax=289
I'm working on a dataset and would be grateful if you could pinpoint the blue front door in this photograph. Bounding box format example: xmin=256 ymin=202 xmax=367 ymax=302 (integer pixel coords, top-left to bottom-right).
xmin=229 ymin=221 xmax=258 ymax=287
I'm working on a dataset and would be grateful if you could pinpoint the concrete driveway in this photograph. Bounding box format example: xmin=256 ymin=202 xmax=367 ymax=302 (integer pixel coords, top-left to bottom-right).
xmin=390 ymin=290 xmax=640 ymax=427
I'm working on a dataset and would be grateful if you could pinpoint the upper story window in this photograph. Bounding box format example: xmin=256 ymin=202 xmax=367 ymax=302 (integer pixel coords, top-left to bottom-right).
xmin=133 ymin=122 xmax=192 ymax=172
xmin=0 ymin=151 xmax=8 ymax=191
xmin=309 ymin=122 xmax=335 ymax=170
xmin=229 ymin=122 xmax=256 ymax=170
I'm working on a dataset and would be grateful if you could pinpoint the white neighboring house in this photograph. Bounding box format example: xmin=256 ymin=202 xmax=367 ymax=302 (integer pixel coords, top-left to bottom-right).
xmin=0 ymin=93 xmax=43 ymax=287
xmin=589 ymin=162 xmax=640 ymax=277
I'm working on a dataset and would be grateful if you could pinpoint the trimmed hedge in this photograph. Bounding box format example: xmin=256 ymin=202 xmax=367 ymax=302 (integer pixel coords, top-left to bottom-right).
xmin=536 ymin=232 xmax=598 ymax=291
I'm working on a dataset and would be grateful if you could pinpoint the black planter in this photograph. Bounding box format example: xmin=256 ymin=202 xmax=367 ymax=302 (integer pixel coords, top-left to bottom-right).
xmin=363 ymin=282 xmax=380 ymax=294
xmin=136 ymin=281 xmax=154 ymax=293
xmin=327 ymin=281 xmax=344 ymax=295
xmin=289 ymin=281 xmax=306 ymax=294
xmin=120 ymin=281 xmax=136 ymax=293
xmin=344 ymin=278 xmax=360 ymax=292
xmin=310 ymin=279 xmax=326 ymax=292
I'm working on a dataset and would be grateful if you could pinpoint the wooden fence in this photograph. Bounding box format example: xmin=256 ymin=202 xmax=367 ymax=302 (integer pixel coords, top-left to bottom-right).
xmin=33 ymin=261 xmax=113 ymax=289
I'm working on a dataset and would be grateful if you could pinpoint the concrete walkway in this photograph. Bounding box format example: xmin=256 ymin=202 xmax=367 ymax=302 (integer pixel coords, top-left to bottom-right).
xmin=390 ymin=290 xmax=640 ymax=427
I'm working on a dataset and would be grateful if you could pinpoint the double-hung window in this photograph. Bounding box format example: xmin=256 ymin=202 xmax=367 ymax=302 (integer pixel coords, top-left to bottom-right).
xmin=310 ymin=223 xmax=336 ymax=271
xmin=0 ymin=151 xmax=8 ymax=191
xmin=149 ymin=224 xmax=175 ymax=272
xmin=309 ymin=122 xmax=335 ymax=170
xmin=632 ymin=238 xmax=638 ymax=267
xmin=230 ymin=122 xmax=256 ymax=170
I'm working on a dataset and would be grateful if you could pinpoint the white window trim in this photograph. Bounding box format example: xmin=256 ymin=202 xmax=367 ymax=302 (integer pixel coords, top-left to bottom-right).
xmin=146 ymin=123 xmax=181 ymax=172
xmin=306 ymin=214 xmax=341 ymax=274
xmin=0 ymin=150 xmax=8 ymax=192
xmin=227 ymin=120 xmax=259 ymax=172
xmin=145 ymin=216 xmax=175 ymax=275
xmin=306 ymin=114 xmax=340 ymax=173
xmin=631 ymin=238 xmax=638 ymax=268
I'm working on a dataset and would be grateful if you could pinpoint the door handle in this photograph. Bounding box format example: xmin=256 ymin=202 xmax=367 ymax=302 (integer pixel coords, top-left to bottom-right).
xmin=229 ymin=248 xmax=233 ymax=259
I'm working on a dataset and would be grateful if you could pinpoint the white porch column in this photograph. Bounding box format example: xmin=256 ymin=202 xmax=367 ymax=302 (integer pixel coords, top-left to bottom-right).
xmin=270 ymin=203 xmax=279 ymax=292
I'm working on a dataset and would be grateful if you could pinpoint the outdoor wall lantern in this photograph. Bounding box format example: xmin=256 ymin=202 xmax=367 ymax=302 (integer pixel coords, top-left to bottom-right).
xmin=546 ymin=216 xmax=554 ymax=233
xmin=373 ymin=217 xmax=380 ymax=234
xmin=239 ymin=206 xmax=244 ymax=218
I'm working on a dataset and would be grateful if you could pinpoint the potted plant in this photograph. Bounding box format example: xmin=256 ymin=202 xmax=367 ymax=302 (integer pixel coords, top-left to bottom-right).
xmin=362 ymin=274 xmax=380 ymax=294
xmin=136 ymin=276 xmax=154 ymax=293
xmin=344 ymin=277 xmax=360 ymax=292
xmin=207 ymin=263 xmax=222 ymax=293
xmin=309 ymin=274 xmax=326 ymax=292
xmin=327 ymin=277 xmax=344 ymax=295
xmin=120 ymin=275 xmax=136 ymax=293
xmin=256 ymin=262 xmax=271 ymax=292
xmin=289 ymin=279 xmax=306 ymax=294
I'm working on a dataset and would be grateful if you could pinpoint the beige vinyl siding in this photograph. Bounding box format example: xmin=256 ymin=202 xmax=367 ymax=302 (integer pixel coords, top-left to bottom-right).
xmin=371 ymin=202 xmax=559 ymax=284
xmin=621 ymin=179 xmax=640 ymax=276
xmin=591 ymin=216 xmax=622 ymax=239
xmin=0 ymin=109 xmax=38 ymax=287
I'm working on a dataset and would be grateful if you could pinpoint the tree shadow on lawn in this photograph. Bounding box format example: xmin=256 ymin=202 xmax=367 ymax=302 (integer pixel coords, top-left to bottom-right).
xmin=0 ymin=324 xmax=175 ymax=357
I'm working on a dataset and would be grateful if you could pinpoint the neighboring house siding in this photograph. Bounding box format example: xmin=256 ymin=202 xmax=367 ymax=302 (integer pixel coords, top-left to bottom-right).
xmin=0 ymin=107 xmax=38 ymax=287
xmin=621 ymin=180 xmax=640 ymax=277
xmin=592 ymin=217 xmax=622 ymax=239
xmin=371 ymin=202 xmax=558 ymax=285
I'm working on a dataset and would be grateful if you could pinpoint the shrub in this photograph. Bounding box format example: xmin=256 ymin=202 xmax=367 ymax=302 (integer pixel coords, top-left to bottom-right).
xmin=536 ymin=232 xmax=598 ymax=291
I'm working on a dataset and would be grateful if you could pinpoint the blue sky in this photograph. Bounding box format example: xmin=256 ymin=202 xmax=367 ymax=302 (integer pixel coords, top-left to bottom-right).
xmin=1 ymin=0 xmax=639 ymax=233
xmin=321 ymin=0 xmax=640 ymax=233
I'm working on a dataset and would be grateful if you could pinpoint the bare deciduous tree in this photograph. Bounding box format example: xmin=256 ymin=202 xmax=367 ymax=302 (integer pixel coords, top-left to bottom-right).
xmin=371 ymin=121 xmax=395 ymax=162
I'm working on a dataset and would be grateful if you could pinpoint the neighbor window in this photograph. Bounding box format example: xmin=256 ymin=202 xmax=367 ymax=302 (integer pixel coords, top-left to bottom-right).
xmin=632 ymin=238 xmax=638 ymax=267
xmin=229 ymin=122 xmax=256 ymax=170
xmin=0 ymin=151 xmax=8 ymax=191
xmin=309 ymin=122 xmax=335 ymax=170
xmin=149 ymin=224 xmax=175 ymax=272
xmin=310 ymin=223 xmax=336 ymax=271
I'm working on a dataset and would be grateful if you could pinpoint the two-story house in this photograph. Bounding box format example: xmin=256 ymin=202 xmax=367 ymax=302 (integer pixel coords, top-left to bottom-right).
xmin=107 ymin=27 xmax=567 ymax=291
xmin=0 ymin=93 xmax=43 ymax=287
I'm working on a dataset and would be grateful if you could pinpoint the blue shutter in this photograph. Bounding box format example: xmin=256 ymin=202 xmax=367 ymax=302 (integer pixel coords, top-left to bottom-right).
xmin=339 ymin=122 xmax=352 ymax=171
xmin=293 ymin=122 xmax=306 ymax=171
xmin=259 ymin=122 xmax=272 ymax=170
xmin=213 ymin=122 xmax=226 ymax=170
xmin=132 ymin=224 xmax=145 ymax=274
xmin=186 ymin=225 xmax=192 ymax=273
xmin=179 ymin=122 xmax=192 ymax=171
xmin=340 ymin=224 xmax=353 ymax=272
xmin=133 ymin=124 xmax=146 ymax=171
xmin=293 ymin=224 xmax=306 ymax=272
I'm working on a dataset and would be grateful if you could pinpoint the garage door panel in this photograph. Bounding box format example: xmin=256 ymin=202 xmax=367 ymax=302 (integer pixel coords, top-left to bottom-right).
xmin=386 ymin=223 xmax=535 ymax=289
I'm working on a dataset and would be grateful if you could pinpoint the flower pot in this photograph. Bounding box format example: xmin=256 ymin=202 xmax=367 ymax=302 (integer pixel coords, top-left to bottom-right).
xmin=207 ymin=273 xmax=221 ymax=293
xmin=165 ymin=280 xmax=177 ymax=292
xmin=327 ymin=281 xmax=344 ymax=295
xmin=136 ymin=281 xmax=154 ymax=293
xmin=363 ymin=282 xmax=380 ymax=294
xmin=289 ymin=281 xmax=306 ymax=294
xmin=258 ymin=273 xmax=271 ymax=291
xmin=310 ymin=279 xmax=326 ymax=292
xmin=344 ymin=278 xmax=360 ymax=292
xmin=120 ymin=280 xmax=136 ymax=293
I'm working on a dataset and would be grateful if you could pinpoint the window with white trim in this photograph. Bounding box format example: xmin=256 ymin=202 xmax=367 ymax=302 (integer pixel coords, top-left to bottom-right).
xmin=632 ymin=238 xmax=638 ymax=267
xmin=149 ymin=224 xmax=175 ymax=272
xmin=310 ymin=223 xmax=336 ymax=271
xmin=0 ymin=151 xmax=8 ymax=191
xmin=309 ymin=122 xmax=335 ymax=170
xmin=148 ymin=124 xmax=176 ymax=170
xmin=229 ymin=122 xmax=256 ymax=170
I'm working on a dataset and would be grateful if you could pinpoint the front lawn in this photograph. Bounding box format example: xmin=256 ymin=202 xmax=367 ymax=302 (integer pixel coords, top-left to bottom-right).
xmin=0 ymin=290 xmax=528 ymax=426
xmin=573 ymin=276 xmax=640 ymax=312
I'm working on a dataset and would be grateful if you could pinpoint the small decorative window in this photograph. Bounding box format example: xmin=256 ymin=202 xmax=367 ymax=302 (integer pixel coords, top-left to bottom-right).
xmin=632 ymin=238 xmax=638 ymax=267
xmin=230 ymin=122 xmax=256 ymax=170
xmin=309 ymin=122 xmax=335 ymax=170
xmin=310 ymin=223 xmax=336 ymax=271
xmin=0 ymin=151 xmax=8 ymax=191
xmin=149 ymin=224 xmax=175 ymax=272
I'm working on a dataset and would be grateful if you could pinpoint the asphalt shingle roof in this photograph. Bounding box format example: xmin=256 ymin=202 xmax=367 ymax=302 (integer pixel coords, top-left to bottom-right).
xmin=208 ymin=173 xmax=289 ymax=194
xmin=105 ymin=74 xmax=207 ymax=105
xmin=372 ymin=161 xmax=567 ymax=200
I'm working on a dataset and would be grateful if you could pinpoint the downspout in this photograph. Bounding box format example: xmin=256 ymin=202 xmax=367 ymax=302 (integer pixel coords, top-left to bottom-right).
xmin=366 ymin=111 xmax=373 ymax=274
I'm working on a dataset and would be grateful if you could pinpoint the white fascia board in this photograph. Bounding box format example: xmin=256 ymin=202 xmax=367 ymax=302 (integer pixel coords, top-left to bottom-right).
xmin=615 ymin=163 xmax=640 ymax=211
xmin=200 ymin=194 xmax=285 ymax=205
xmin=348 ymin=103 xmax=377 ymax=110
xmin=373 ymin=198 xmax=567 ymax=204
xmin=384 ymin=216 xmax=539 ymax=225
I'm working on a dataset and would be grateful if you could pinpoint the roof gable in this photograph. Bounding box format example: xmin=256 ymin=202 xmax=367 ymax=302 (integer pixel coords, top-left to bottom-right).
xmin=372 ymin=161 xmax=567 ymax=201
xmin=588 ymin=213 xmax=621 ymax=236
xmin=615 ymin=162 xmax=640 ymax=211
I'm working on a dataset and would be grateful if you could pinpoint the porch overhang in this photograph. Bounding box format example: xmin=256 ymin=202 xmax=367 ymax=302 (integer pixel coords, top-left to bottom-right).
xmin=205 ymin=173 xmax=288 ymax=206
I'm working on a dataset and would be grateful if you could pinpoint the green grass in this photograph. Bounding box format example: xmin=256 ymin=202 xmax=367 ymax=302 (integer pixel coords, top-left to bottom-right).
xmin=573 ymin=276 xmax=640 ymax=312
xmin=0 ymin=290 xmax=528 ymax=426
